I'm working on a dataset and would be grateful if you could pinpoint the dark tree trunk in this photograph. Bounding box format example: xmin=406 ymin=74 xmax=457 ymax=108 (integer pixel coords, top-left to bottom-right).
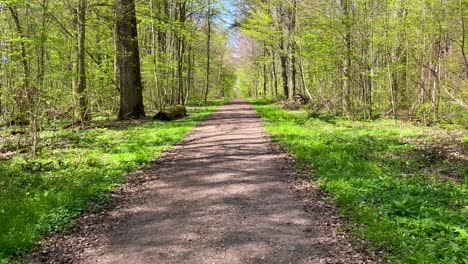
xmin=153 ymin=105 xmax=186 ymax=121
xmin=289 ymin=0 xmax=297 ymax=97
xmin=278 ymin=4 xmax=289 ymax=99
xmin=204 ymin=1 xmax=211 ymax=103
xmin=279 ymin=41 xmax=289 ymax=99
xmin=116 ymin=0 xmax=145 ymax=119
xmin=177 ymin=1 xmax=186 ymax=105
xmin=340 ymin=0 xmax=352 ymax=114
xmin=77 ymin=0 xmax=90 ymax=125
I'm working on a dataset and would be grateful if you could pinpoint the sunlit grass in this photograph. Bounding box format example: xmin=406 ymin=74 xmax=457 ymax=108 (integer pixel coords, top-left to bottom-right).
xmin=252 ymin=100 xmax=467 ymax=264
xmin=0 ymin=102 xmax=225 ymax=261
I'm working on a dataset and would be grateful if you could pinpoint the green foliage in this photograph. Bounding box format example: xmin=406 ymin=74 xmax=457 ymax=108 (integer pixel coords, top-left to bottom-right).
xmin=238 ymin=0 xmax=468 ymax=124
xmin=0 ymin=102 xmax=224 ymax=261
xmin=253 ymin=101 xmax=467 ymax=263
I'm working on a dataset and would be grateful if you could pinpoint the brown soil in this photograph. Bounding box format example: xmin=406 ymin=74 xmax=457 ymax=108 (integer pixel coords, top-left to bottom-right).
xmin=31 ymin=99 xmax=378 ymax=264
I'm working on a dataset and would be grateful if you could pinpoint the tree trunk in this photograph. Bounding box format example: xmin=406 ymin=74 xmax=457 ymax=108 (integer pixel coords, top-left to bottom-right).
xmin=204 ymin=1 xmax=211 ymax=103
xmin=263 ymin=44 xmax=268 ymax=97
xmin=177 ymin=1 xmax=186 ymax=105
xmin=299 ymin=58 xmax=312 ymax=101
xmin=290 ymin=0 xmax=297 ymax=97
xmin=153 ymin=105 xmax=186 ymax=121
xmin=116 ymin=0 xmax=145 ymax=119
xmin=186 ymin=46 xmax=194 ymax=104
xmin=271 ymin=47 xmax=278 ymax=100
xmin=387 ymin=63 xmax=397 ymax=121
xmin=8 ymin=6 xmax=30 ymax=117
xmin=460 ymin=0 xmax=468 ymax=78
xmin=177 ymin=39 xmax=185 ymax=104
xmin=340 ymin=0 xmax=352 ymax=114
xmin=278 ymin=4 xmax=289 ymax=99
xmin=289 ymin=43 xmax=296 ymax=98
xmin=279 ymin=41 xmax=289 ymax=99
xmin=77 ymin=0 xmax=90 ymax=126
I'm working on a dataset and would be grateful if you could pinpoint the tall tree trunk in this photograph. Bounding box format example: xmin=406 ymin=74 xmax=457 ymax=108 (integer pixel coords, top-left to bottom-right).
xmin=340 ymin=0 xmax=352 ymax=114
xmin=254 ymin=73 xmax=258 ymax=99
xmin=279 ymin=41 xmax=289 ymax=99
xmin=460 ymin=0 xmax=468 ymax=78
xmin=77 ymin=0 xmax=90 ymax=126
xmin=297 ymin=43 xmax=312 ymax=101
xmin=387 ymin=62 xmax=397 ymax=121
xmin=289 ymin=0 xmax=297 ymax=97
xmin=186 ymin=46 xmax=194 ymax=104
xmin=204 ymin=1 xmax=211 ymax=103
xmin=116 ymin=0 xmax=145 ymax=119
xmin=178 ymin=40 xmax=185 ymax=104
xmin=177 ymin=1 xmax=186 ymax=104
xmin=8 ymin=6 xmax=30 ymax=117
xmin=37 ymin=0 xmax=47 ymax=92
xmin=278 ymin=4 xmax=289 ymax=99
xmin=289 ymin=44 xmax=296 ymax=97
xmin=271 ymin=47 xmax=278 ymax=100
xmin=149 ymin=0 xmax=160 ymax=110
xmin=263 ymin=44 xmax=268 ymax=97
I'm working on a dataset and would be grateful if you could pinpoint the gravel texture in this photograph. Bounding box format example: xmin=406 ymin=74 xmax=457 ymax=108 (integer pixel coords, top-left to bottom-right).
xmin=31 ymin=99 xmax=378 ymax=264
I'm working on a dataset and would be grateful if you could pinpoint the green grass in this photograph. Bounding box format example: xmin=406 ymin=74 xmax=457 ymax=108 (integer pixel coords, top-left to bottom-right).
xmin=0 ymin=101 xmax=225 ymax=261
xmin=252 ymin=100 xmax=467 ymax=263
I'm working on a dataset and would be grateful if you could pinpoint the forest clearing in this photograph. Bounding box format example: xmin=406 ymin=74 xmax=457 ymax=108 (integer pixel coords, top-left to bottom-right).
xmin=0 ymin=0 xmax=467 ymax=263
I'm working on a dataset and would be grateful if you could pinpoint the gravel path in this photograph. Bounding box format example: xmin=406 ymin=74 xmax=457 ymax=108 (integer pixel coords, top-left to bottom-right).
xmin=33 ymin=99 xmax=377 ymax=264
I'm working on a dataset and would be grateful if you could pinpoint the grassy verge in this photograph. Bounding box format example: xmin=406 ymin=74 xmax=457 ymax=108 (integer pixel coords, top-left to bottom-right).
xmin=252 ymin=100 xmax=467 ymax=263
xmin=0 ymin=101 xmax=225 ymax=262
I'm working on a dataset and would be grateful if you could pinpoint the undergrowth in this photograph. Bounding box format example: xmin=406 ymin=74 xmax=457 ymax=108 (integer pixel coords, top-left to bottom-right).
xmin=252 ymin=100 xmax=467 ymax=263
xmin=0 ymin=101 xmax=224 ymax=261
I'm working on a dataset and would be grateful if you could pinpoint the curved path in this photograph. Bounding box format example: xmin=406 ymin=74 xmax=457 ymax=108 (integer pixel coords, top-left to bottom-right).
xmin=34 ymin=99 xmax=375 ymax=263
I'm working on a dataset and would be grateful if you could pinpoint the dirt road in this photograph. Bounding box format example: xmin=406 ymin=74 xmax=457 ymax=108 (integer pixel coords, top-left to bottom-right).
xmin=33 ymin=99 xmax=375 ymax=263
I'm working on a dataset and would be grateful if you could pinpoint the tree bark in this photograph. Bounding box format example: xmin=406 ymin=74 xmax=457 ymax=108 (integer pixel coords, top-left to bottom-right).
xmin=116 ymin=0 xmax=145 ymax=119
xmin=460 ymin=0 xmax=468 ymax=78
xmin=279 ymin=40 xmax=289 ymax=99
xmin=8 ymin=6 xmax=30 ymax=117
xmin=263 ymin=44 xmax=268 ymax=97
xmin=77 ymin=0 xmax=90 ymax=125
xmin=204 ymin=1 xmax=211 ymax=103
xmin=290 ymin=0 xmax=297 ymax=97
xmin=153 ymin=105 xmax=186 ymax=121
xmin=271 ymin=47 xmax=278 ymax=100
xmin=340 ymin=0 xmax=352 ymax=114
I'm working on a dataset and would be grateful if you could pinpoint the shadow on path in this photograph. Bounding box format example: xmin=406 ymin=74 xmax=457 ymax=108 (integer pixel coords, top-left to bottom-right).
xmin=33 ymin=99 xmax=376 ymax=264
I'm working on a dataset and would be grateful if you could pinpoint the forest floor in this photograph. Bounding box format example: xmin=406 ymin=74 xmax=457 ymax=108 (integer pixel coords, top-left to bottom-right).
xmin=0 ymin=102 xmax=224 ymax=262
xmin=253 ymin=100 xmax=467 ymax=263
xmin=27 ymin=99 xmax=378 ymax=263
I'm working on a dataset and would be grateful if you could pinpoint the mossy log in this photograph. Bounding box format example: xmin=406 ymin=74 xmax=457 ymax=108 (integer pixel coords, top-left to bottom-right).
xmin=153 ymin=105 xmax=187 ymax=121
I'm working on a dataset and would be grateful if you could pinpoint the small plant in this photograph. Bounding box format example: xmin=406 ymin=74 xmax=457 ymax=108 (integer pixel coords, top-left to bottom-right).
xmin=0 ymin=101 xmax=225 ymax=261
xmin=252 ymin=101 xmax=467 ymax=263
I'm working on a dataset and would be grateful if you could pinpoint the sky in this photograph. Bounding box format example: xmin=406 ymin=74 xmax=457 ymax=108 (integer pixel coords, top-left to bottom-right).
xmin=219 ymin=0 xmax=238 ymax=29
xmin=218 ymin=0 xmax=241 ymax=53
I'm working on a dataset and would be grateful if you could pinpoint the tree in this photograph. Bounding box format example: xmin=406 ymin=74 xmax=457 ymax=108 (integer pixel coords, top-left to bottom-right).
xmin=236 ymin=0 xmax=466 ymax=123
xmin=115 ymin=0 xmax=145 ymax=119
xmin=204 ymin=0 xmax=212 ymax=103
xmin=76 ymin=0 xmax=90 ymax=125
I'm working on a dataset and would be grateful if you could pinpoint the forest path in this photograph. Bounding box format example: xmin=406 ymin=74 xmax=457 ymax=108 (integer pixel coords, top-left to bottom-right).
xmin=34 ymin=99 xmax=374 ymax=264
